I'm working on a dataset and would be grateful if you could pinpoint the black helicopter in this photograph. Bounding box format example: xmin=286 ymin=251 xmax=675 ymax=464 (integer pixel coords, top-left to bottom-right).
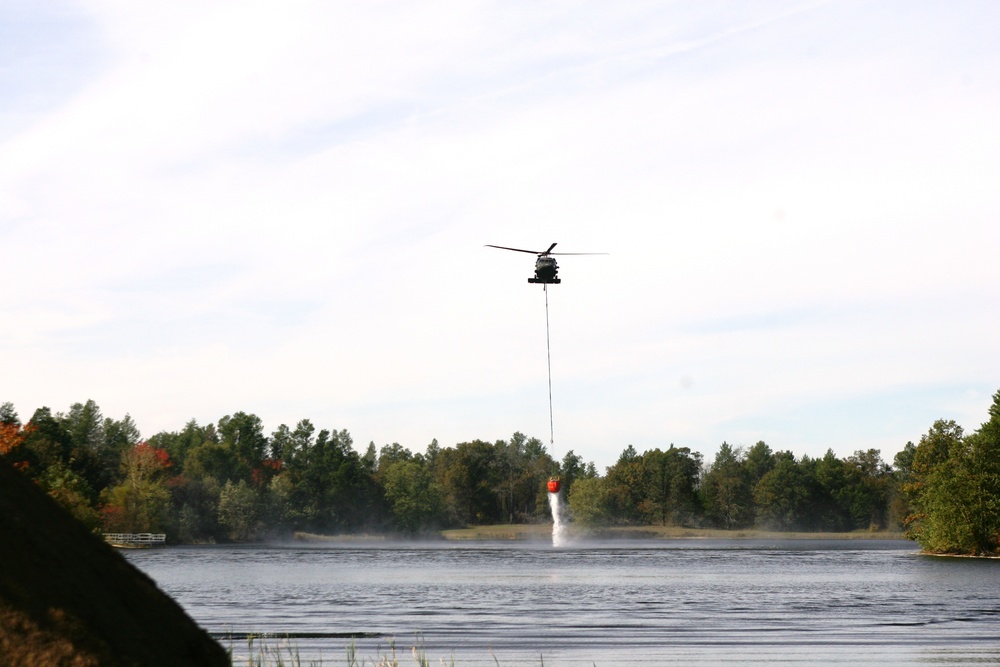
xmin=485 ymin=243 xmax=606 ymax=284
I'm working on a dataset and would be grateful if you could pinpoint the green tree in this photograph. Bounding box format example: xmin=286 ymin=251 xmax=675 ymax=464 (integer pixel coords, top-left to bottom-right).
xmin=290 ymin=419 xmax=316 ymax=462
xmin=218 ymin=412 xmax=268 ymax=476
xmin=890 ymin=441 xmax=917 ymax=528
xmin=744 ymin=440 xmax=775 ymax=487
xmin=167 ymin=476 xmax=222 ymax=543
xmin=269 ymin=424 xmax=293 ymax=463
xmin=60 ymin=402 xmax=104 ymax=486
xmin=0 ymin=402 xmax=18 ymax=426
xmin=437 ymin=440 xmax=500 ymax=525
xmin=22 ymin=408 xmax=73 ymax=477
xmin=560 ymin=450 xmax=590 ymax=498
xmin=701 ymin=443 xmax=753 ymax=529
xmin=810 ymin=449 xmax=852 ymax=531
xmin=218 ymin=479 xmax=262 ymax=541
xmin=62 ymin=399 xmax=104 ymax=452
xmin=99 ymin=414 xmax=142 ymax=484
xmin=265 ymin=473 xmax=296 ymax=536
xmin=637 ymin=446 xmax=701 ymax=526
xmin=37 ymin=460 xmax=101 ymax=530
xmin=378 ymin=442 xmax=412 ymax=467
xmin=753 ymin=452 xmax=809 ymax=530
xmin=493 ymin=433 xmax=526 ymax=524
xmin=362 ymin=441 xmax=378 ymax=475
xmin=183 ymin=440 xmax=244 ymax=484
xmin=269 ymin=419 xmax=317 ymax=464
xmin=842 ymin=449 xmax=891 ymax=530
xmin=381 ymin=459 xmax=443 ymax=533
xmin=906 ymin=398 xmax=1000 ymax=555
xmin=568 ymin=476 xmax=612 ymax=526
xmin=490 ymin=433 xmax=551 ymax=523
xmin=288 ymin=428 xmax=383 ymax=532
xmin=603 ymin=445 xmax=644 ymax=524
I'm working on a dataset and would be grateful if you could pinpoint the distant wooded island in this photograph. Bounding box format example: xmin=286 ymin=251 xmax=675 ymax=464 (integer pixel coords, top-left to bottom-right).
xmin=3 ymin=389 xmax=999 ymax=555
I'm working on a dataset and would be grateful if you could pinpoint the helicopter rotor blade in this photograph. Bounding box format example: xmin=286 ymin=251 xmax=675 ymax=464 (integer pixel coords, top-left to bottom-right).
xmin=485 ymin=244 xmax=545 ymax=255
xmin=486 ymin=243 xmax=608 ymax=256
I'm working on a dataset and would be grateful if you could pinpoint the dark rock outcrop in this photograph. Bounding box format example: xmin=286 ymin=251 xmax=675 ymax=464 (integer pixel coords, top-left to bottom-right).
xmin=0 ymin=463 xmax=229 ymax=666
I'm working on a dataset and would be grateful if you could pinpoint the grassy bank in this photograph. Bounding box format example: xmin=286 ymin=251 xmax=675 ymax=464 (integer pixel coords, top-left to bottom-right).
xmin=230 ymin=636 xmax=446 ymax=667
xmin=293 ymin=532 xmax=394 ymax=543
xmin=440 ymin=523 xmax=907 ymax=541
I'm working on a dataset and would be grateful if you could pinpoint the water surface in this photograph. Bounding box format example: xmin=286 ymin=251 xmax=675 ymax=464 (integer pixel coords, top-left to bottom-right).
xmin=124 ymin=539 xmax=1000 ymax=666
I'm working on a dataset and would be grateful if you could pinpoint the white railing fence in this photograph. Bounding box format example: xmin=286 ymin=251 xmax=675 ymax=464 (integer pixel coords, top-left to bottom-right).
xmin=103 ymin=532 xmax=166 ymax=546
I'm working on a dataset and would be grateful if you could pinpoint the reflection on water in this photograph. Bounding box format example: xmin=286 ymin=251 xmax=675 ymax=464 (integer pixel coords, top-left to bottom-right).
xmin=124 ymin=540 xmax=1000 ymax=666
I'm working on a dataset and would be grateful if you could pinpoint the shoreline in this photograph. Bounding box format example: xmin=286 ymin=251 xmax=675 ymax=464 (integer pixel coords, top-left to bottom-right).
xmin=293 ymin=525 xmax=909 ymax=543
xmin=440 ymin=524 xmax=908 ymax=541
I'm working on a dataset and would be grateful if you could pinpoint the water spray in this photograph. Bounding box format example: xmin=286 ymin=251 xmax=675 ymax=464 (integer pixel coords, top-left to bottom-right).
xmin=548 ymin=490 xmax=567 ymax=548
xmin=543 ymin=284 xmax=566 ymax=547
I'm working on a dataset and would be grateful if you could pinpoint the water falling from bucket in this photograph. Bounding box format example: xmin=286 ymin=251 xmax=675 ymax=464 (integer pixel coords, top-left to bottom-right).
xmin=548 ymin=490 xmax=567 ymax=547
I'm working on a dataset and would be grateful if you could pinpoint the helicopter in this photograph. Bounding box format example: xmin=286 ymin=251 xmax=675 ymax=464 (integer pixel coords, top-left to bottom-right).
xmin=485 ymin=242 xmax=606 ymax=284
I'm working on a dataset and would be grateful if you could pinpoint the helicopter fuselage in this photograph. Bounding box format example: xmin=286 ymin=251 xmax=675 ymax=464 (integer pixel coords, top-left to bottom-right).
xmin=528 ymin=256 xmax=560 ymax=284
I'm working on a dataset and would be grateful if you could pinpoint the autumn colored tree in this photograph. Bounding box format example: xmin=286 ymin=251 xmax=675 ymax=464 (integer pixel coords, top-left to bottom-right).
xmin=0 ymin=403 xmax=28 ymax=459
xmin=0 ymin=422 xmax=25 ymax=457
xmin=3 ymin=406 xmax=104 ymax=525
xmin=100 ymin=442 xmax=173 ymax=533
xmin=149 ymin=419 xmax=218 ymax=472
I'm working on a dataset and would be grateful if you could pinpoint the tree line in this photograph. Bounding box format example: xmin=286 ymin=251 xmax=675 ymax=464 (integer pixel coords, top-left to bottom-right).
xmin=2 ymin=391 xmax=999 ymax=553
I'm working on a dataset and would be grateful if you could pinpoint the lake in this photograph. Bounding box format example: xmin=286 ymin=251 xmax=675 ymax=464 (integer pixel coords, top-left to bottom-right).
xmin=123 ymin=538 xmax=1000 ymax=666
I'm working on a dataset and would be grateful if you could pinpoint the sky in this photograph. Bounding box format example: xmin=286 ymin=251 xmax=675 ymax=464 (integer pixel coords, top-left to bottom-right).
xmin=2 ymin=1 xmax=998 ymax=472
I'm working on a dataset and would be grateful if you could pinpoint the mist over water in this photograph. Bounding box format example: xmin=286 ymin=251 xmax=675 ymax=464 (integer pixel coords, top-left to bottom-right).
xmin=548 ymin=491 xmax=567 ymax=547
xmin=126 ymin=540 xmax=1000 ymax=666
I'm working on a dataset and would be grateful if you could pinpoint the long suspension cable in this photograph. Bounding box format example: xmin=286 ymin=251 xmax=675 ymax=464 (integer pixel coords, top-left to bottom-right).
xmin=544 ymin=284 xmax=554 ymax=448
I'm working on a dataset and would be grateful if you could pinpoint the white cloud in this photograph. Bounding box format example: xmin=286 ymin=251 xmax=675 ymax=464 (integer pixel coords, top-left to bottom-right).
xmin=2 ymin=0 xmax=999 ymax=469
